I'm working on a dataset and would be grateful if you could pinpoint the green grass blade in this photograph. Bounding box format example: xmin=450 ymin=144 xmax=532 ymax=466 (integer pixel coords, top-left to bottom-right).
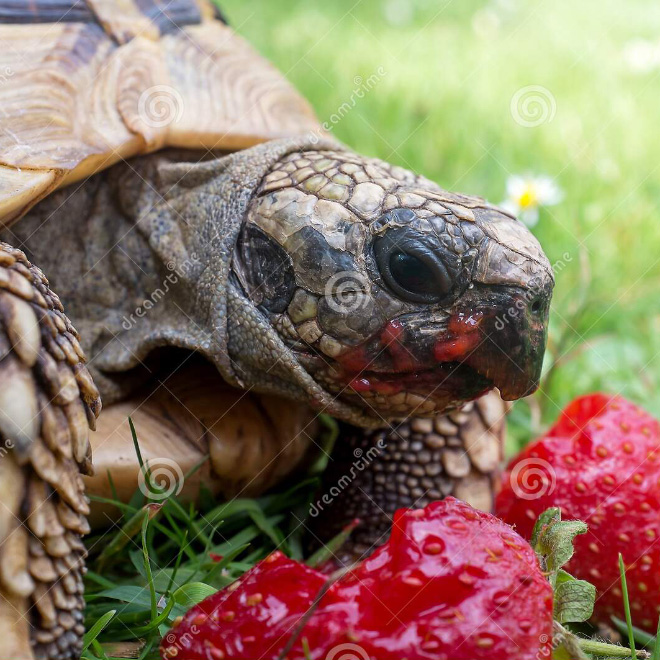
xmin=307 ymin=518 xmax=359 ymax=568
xmin=653 ymin=615 xmax=660 ymax=660
xmin=128 ymin=417 xmax=145 ymax=469
xmin=165 ymin=530 xmax=189 ymax=596
xmin=96 ymin=504 xmax=161 ymax=572
xmin=619 ymin=553 xmax=636 ymax=659
xmin=611 ymin=616 xmax=656 ymax=648
xmin=84 ymin=571 xmax=116 ymax=591
xmin=129 ymin=597 xmax=176 ymax=635
xmin=141 ymin=514 xmax=158 ymax=621
xmin=137 ymin=639 xmax=155 ymax=660
xmin=82 ymin=609 xmax=116 ymax=652
xmin=90 ymin=639 xmax=110 ymax=660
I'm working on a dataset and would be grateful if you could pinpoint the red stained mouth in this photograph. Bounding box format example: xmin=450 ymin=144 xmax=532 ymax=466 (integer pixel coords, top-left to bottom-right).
xmin=336 ymin=313 xmax=490 ymax=398
xmin=347 ymin=362 xmax=492 ymax=397
xmin=434 ymin=312 xmax=483 ymax=361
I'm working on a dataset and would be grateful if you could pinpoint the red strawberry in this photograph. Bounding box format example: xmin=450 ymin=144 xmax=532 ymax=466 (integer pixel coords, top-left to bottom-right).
xmin=161 ymin=498 xmax=552 ymax=660
xmin=496 ymin=392 xmax=660 ymax=632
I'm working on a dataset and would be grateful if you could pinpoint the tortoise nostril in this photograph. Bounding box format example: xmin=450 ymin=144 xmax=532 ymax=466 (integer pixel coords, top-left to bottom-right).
xmin=530 ymin=297 xmax=543 ymax=314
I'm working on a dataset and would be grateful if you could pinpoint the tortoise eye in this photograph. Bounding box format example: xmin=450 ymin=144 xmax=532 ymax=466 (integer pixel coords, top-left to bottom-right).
xmin=374 ymin=226 xmax=457 ymax=304
xmin=389 ymin=253 xmax=438 ymax=297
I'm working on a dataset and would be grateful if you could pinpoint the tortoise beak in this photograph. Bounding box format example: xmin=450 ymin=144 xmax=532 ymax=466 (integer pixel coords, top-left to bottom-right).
xmin=457 ymin=283 xmax=552 ymax=402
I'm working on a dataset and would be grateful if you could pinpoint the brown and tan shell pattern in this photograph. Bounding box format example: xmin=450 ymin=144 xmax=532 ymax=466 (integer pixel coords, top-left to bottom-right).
xmin=0 ymin=0 xmax=321 ymax=225
xmin=0 ymin=242 xmax=101 ymax=660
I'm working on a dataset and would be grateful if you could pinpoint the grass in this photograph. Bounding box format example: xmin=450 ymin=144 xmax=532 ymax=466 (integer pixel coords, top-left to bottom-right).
xmin=83 ymin=465 xmax=323 ymax=659
xmin=84 ymin=0 xmax=660 ymax=656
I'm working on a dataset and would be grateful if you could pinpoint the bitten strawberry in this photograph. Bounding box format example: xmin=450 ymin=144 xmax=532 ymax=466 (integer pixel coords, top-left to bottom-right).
xmin=497 ymin=393 xmax=660 ymax=632
xmin=161 ymin=498 xmax=553 ymax=660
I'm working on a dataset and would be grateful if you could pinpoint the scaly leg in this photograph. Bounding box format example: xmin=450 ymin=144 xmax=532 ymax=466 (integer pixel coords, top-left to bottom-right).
xmin=0 ymin=243 xmax=100 ymax=660
xmin=310 ymin=392 xmax=508 ymax=563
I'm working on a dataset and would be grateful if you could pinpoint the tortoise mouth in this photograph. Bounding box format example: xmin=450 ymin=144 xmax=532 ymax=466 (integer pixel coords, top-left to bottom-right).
xmin=335 ymin=360 xmax=494 ymax=417
xmin=345 ymin=360 xmax=492 ymax=396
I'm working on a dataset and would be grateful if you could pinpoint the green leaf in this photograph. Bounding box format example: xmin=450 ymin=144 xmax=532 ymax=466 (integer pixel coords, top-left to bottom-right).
xmin=530 ymin=510 xmax=595 ymax=656
xmin=98 ymin=586 xmax=153 ymax=608
xmin=553 ymin=570 xmax=595 ymax=623
xmin=153 ymin=567 xmax=199 ymax=593
xmin=532 ymin=507 xmax=588 ymax=587
xmin=82 ymin=610 xmax=116 ymax=651
xmin=531 ymin=507 xmax=561 ymax=548
xmin=172 ymin=582 xmax=217 ymax=608
xmin=129 ymin=548 xmax=148 ymax=579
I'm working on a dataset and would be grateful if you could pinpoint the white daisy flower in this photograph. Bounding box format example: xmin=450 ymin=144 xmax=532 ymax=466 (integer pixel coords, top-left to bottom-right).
xmin=622 ymin=39 xmax=660 ymax=75
xmin=472 ymin=9 xmax=501 ymax=38
xmin=500 ymin=175 xmax=563 ymax=227
xmin=383 ymin=0 xmax=414 ymax=26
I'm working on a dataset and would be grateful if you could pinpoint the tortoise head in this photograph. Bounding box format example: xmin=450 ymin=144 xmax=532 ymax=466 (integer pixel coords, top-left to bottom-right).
xmin=234 ymin=147 xmax=554 ymax=419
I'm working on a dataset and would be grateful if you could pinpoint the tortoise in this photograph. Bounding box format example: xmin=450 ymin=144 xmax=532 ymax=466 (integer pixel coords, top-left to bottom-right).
xmin=0 ymin=0 xmax=554 ymax=657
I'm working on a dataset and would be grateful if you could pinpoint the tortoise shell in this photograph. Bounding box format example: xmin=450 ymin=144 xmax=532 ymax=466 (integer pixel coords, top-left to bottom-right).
xmin=0 ymin=0 xmax=320 ymax=224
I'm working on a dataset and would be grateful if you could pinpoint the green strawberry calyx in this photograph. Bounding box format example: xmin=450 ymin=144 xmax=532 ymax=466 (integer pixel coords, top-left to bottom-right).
xmin=531 ymin=507 xmax=650 ymax=659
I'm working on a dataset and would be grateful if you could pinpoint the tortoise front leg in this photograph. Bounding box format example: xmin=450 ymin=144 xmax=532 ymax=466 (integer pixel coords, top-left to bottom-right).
xmin=0 ymin=243 xmax=100 ymax=660
xmin=310 ymin=392 xmax=507 ymax=563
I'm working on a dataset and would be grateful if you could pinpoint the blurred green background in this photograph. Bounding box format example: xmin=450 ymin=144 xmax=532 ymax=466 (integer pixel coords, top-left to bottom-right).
xmin=224 ymin=0 xmax=660 ymax=450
